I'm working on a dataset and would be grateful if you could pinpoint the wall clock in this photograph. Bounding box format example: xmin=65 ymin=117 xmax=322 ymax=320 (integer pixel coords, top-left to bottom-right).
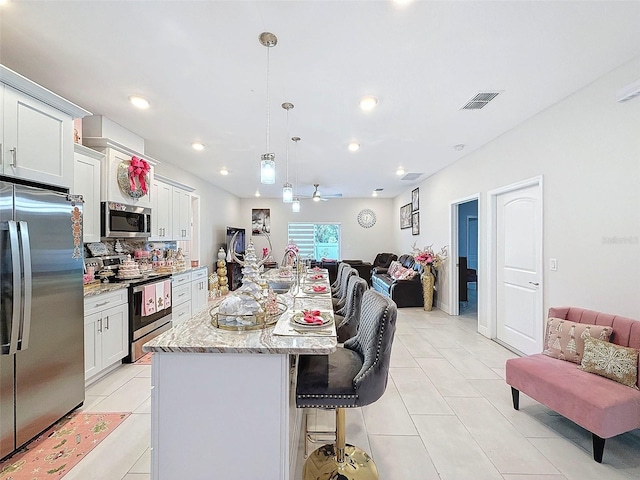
xmin=357 ymin=209 xmax=376 ymax=228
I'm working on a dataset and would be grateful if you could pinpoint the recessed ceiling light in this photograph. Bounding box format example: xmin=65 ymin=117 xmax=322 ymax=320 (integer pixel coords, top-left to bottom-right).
xmin=255 ymin=190 xmax=261 ymax=197
xmin=372 ymin=191 xmax=378 ymax=197
xmin=359 ymin=96 xmax=378 ymax=112
xmin=453 ymin=144 xmax=465 ymax=151
xmin=192 ymin=142 xmax=205 ymax=151
xmin=348 ymin=142 xmax=360 ymax=152
xmin=396 ymin=167 xmax=405 ymax=176
xmin=129 ymin=96 xmax=150 ymax=109
xmin=392 ymin=0 xmax=415 ymax=7
xmin=220 ymin=168 xmax=229 ymax=176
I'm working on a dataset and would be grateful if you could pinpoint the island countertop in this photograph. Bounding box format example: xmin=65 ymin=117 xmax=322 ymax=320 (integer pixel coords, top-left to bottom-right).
xmin=143 ymin=294 xmax=337 ymax=355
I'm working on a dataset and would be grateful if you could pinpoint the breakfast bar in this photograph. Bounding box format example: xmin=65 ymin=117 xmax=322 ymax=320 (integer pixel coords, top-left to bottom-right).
xmin=143 ymin=285 xmax=337 ymax=480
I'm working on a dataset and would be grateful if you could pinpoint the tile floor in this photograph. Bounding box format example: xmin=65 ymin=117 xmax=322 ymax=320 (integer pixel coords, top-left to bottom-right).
xmin=70 ymin=302 xmax=640 ymax=480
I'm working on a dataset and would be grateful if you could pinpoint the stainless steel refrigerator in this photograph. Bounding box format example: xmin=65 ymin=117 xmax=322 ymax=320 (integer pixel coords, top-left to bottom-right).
xmin=1 ymin=177 xmax=84 ymax=459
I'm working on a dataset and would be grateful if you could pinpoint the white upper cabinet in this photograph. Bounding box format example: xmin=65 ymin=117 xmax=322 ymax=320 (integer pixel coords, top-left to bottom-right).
xmin=150 ymin=179 xmax=172 ymax=240
xmin=0 ymin=65 xmax=90 ymax=188
xmin=73 ymin=144 xmax=103 ymax=243
xmin=172 ymin=187 xmax=191 ymax=240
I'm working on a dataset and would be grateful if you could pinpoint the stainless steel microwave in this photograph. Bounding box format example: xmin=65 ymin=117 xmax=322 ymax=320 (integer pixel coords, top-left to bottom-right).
xmin=101 ymin=201 xmax=151 ymax=238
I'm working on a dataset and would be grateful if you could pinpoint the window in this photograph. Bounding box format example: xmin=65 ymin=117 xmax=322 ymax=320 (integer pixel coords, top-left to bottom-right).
xmin=287 ymin=223 xmax=341 ymax=261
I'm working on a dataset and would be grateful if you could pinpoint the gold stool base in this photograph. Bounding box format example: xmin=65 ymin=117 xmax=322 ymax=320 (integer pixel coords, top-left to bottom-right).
xmin=303 ymin=443 xmax=379 ymax=480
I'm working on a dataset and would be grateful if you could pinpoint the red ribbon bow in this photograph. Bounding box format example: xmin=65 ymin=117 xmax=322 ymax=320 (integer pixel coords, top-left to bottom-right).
xmin=128 ymin=156 xmax=150 ymax=194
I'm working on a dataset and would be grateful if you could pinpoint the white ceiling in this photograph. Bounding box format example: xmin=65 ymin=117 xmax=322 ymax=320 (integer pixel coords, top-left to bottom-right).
xmin=1 ymin=1 xmax=639 ymax=200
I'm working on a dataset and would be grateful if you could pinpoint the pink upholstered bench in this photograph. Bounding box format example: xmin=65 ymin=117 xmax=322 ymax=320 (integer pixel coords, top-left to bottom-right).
xmin=505 ymin=307 xmax=640 ymax=463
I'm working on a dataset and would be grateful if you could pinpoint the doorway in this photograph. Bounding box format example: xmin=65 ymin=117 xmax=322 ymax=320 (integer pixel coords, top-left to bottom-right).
xmin=448 ymin=195 xmax=479 ymax=319
xmin=489 ymin=177 xmax=543 ymax=355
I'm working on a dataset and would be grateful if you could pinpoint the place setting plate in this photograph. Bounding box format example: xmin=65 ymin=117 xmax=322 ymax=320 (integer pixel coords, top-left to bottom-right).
xmin=305 ymin=274 xmax=326 ymax=283
xmin=301 ymin=285 xmax=329 ymax=295
xmin=291 ymin=311 xmax=333 ymax=328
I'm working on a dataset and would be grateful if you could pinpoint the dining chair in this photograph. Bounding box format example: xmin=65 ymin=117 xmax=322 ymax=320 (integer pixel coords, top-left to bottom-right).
xmin=335 ymin=275 xmax=368 ymax=343
xmin=296 ymin=289 xmax=397 ymax=479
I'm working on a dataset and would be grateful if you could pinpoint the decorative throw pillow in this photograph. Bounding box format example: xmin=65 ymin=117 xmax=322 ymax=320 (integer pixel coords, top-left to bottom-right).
xmin=387 ymin=261 xmax=402 ymax=277
xmin=399 ymin=268 xmax=417 ymax=280
xmin=579 ymin=336 xmax=639 ymax=389
xmin=543 ymin=318 xmax=613 ymax=364
xmin=392 ymin=266 xmax=408 ymax=279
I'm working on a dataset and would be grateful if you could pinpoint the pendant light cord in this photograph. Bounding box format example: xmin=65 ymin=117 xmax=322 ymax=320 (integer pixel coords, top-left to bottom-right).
xmin=266 ymin=46 xmax=271 ymax=153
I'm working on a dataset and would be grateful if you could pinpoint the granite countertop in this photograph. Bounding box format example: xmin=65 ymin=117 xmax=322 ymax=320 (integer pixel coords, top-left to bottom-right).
xmin=83 ymin=282 xmax=129 ymax=297
xmin=143 ymin=289 xmax=337 ymax=355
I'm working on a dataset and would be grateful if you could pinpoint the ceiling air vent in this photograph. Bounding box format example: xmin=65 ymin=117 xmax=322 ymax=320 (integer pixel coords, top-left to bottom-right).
xmin=461 ymin=91 xmax=501 ymax=110
xmin=401 ymin=173 xmax=423 ymax=181
xmin=374 ymin=188 xmax=384 ymax=192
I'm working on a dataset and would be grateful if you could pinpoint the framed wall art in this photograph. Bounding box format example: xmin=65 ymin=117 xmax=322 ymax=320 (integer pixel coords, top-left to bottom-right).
xmin=412 ymin=187 xmax=419 ymax=212
xmin=400 ymin=203 xmax=412 ymax=229
xmin=251 ymin=208 xmax=271 ymax=234
xmin=412 ymin=211 xmax=420 ymax=235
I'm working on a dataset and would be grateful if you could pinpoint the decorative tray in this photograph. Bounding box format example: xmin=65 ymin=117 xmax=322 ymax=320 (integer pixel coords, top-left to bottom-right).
xmin=209 ymin=301 xmax=287 ymax=331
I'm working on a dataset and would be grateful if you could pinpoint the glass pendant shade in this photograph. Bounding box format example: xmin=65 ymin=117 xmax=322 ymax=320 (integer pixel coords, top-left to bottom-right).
xmin=260 ymin=153 xmax=276 ymax=184
xmin=282 ymin=183 xmax=293 ymax=203
xmin=292 ymin=198 xmax=301 ymax=212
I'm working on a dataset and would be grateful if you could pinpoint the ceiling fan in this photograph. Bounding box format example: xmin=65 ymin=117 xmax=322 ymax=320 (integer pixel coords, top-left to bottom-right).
xmin=301 ymin=183 xmax=343 ymax=202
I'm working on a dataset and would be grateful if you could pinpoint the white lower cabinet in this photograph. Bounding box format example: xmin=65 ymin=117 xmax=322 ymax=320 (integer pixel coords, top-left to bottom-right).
xmin=84 ymin=289 xmax=129 ymax=383
xmin=190 ymin=267 xmax=208 ymax=314
xmin=171 ymin=272 xmax=192 ymax=326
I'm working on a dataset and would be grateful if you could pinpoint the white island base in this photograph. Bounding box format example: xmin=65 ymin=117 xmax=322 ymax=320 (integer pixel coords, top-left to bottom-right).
xmin=151 ymin=351 xmax=299 ymax=480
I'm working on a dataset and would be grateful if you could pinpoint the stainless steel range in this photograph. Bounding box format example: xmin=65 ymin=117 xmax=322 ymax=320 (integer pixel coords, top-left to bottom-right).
xmin=85 ymin=255 xmax=172 ymax=362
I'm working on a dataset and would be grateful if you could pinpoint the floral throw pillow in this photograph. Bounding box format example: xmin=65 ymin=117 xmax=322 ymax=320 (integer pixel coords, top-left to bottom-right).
xmin=399 ymin=268 xmax=417 ymax=280
xmin=392 ymin=266 xmax=408 ymax=279
xmin=580 ymin=336 xmax=639 ymax=389
xmin=387 ymin=261 xmax=402 ymax=277
xmin=543 ymin=318 xmax=613 ymax=364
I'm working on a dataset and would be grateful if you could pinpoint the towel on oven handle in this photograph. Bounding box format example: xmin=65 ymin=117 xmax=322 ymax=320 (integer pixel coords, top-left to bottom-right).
xmin=143 ymin=284 xmax=156 ymax=316
xmin=156 ymin=282 xmax=165 ymax=311
xmin=164 ymin=280 xmax=171 ymax=308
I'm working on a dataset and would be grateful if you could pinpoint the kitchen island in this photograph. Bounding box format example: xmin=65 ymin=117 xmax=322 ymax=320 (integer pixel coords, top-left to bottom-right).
xmin=143 ymin=290 xmax=337 ymax=480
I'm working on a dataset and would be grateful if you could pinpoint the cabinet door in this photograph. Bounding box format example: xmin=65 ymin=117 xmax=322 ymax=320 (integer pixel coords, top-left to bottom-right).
xmin=172 ymin=188 xmax=191 ymax=240
xmin=84 ymin=311 xmax=102 ymax=381
xmin=191 ymin=278 xmax=208 ymax=314
xmin=73 ymin=147 xmax=102 ymax=242
xmin=157 ymin=181 xmax=172 ymax=239
xmin=3 ymin=86 xmax=74 ymax=188
xmin=100 ymin=303 xmax=129 ymax=367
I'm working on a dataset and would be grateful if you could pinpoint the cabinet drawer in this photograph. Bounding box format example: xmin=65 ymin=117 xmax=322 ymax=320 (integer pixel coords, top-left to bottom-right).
xmin=172 ymin=283 xmax=191 ymax=306
xmin=172 ymin=273 xmax=191 ymax=286
xmin=191 ymin=267 xmax=208 ymax=281
xmin=172 ymin=301 xmax=192 ymax=326
xmin=84 ymin=288 xmax=128 ymax=314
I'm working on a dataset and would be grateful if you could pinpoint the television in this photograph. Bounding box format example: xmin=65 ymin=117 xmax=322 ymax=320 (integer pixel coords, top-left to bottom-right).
xmin=226 ymin=227 xmax=246 ymax=259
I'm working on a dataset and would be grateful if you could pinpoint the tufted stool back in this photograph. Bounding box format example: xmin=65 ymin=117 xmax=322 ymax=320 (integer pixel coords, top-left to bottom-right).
xmin=335 ymin=276 xmax=369 ymax=343
xmin=332 ymin=266 xmax=357 ymax=311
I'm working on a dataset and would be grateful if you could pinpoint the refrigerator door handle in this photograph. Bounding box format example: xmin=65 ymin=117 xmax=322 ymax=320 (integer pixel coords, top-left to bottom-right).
xmin=18 ymin=221 xmax=33 ymax=351
xmin=7 ymin=221 xmax=22 ymax=355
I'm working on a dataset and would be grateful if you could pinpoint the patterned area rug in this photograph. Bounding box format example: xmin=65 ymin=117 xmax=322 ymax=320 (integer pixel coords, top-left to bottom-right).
xmin=0 ymin=412 xmax=129 ymax=479
xmin=134 ymin=352 xmax=153 ymax=365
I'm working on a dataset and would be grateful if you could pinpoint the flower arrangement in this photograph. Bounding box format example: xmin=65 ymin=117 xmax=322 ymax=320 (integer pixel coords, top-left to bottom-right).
xmin=411 ymin=243 xmax=448 ymax=268
xmin=284 ymin=240 xmax=299 ymax=254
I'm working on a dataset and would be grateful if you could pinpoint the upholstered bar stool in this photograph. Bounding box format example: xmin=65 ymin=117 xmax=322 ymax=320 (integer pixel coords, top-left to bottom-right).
xmin=296 ymin=289 xmax=397 ymax=479
xmin=331 ymin=262 xmax=348 ymax=295
xmin=335 ymin=275 xmax=368 ymax=343
xmin=332 ymin=266 xmax=357 ymax=312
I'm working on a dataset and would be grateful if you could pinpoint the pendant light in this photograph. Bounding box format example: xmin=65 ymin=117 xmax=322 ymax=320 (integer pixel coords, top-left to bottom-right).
xmin=281 ymin=102 xmax=294 ymax=202
xmin=259 ymin=32 xmax=277 ymax=184
xmin=291 ymin=136 xmax=301 ymax=212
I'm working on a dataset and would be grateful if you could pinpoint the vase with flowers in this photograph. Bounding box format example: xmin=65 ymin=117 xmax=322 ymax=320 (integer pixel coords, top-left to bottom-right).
xmin=412 ymin=243 xmax=448 ymax=311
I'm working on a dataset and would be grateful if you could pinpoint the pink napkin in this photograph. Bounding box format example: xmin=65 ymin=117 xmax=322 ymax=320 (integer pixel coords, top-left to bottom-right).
xmin=163 ymin=280 xmax=172 ymax=308
xmin=143 ymin=284 xmax=156 ymax=316
xmin=312 ymin=285 xmax=327 ymax=293
xmin=156 ymin=283 xmax=165 ymax=311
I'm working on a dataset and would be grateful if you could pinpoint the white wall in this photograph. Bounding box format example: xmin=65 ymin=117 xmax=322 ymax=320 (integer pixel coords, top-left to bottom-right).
xmin=153 ymin=161 xmax=240 ymax=271
xmin=238 ymin=198 xmax=395 ymax=265
xmin=394 ymin=56 xmax=640 ymax=324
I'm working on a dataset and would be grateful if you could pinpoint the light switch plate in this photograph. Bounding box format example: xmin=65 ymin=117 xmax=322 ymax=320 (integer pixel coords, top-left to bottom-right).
xmin=550 ymin=258 xmax=557 ymax=271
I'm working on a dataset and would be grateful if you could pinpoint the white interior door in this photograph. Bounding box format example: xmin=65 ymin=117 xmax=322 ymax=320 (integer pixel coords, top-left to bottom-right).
xmin=496 ymin=183 xmax=542 ymax=355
